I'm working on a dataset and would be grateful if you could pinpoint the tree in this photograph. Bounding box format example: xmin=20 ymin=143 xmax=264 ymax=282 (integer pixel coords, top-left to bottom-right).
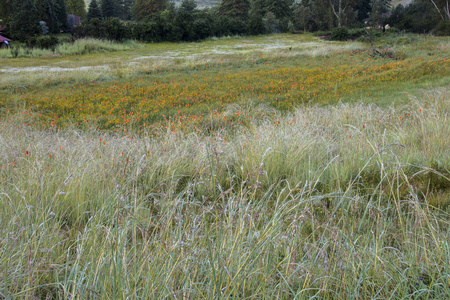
xmin=66 ymin=0 xmax=86 ymax=18
xmin=294 ymin=3 xmax=312 ymax=32
xmin=174 ymin=0 xmax=197 ymax=40
xmin=35 ymin=0 xmax=56 ymax=33
xmin=0 ymin=0 xmax=13 ymax=21
xmin=327 ymin=0 xmax=356 ymax=27
xmin=133 ymin=0 xmax=167 ymax=21
xmin=369 ymin=0 xmax=391 ymax=27
xmin=88 ymin=0 xmax=102 ymax=20
xmin=54 ymin=0 xmax=68 ymax=31
xmin=264 ymin=0 xmax=293 ymax=19
xmin=10 ymin=0 xmax=40 ymax=41
xmin=219 ymin=0 xmax=250 ymax=19
xmin=428 ymin=0 xmax=450 ymax=20
xmin=101 ymin=0 xmax=117 ymax=18
xmin=355 ymin=0 xmax=371 ymax=23
xmin=118 ymin=0 xmax=134 ymax=20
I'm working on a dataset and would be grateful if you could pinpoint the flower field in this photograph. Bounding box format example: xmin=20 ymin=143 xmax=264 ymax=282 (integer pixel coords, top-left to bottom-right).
xmin=1 ymin=34 xmax=449 ymax=133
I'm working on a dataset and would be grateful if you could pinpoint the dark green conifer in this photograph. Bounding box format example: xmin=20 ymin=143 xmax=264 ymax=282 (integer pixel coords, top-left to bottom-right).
xmin=54 ymin=0 xmax=68 ymax=31
xmin=101 ymin=0 xmax=117 ymax=18
xmin=35 ymin=0 xmax=56 ymax=33
xmin=219 ymin=0 xmax=250 ymax=19
xmin=10 ymin=0 xmax=41 ymax=41
xmin=87 ymin=0 xmax=103 ymax=20
xmin=66 ymin=0 xmax=86 ymax=18
xmin=133 ymin=0 xmax=167 ymax=21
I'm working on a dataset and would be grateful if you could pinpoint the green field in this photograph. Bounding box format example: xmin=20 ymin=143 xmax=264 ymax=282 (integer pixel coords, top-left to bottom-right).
xmin=0 ymin=33 xmax=449 ymax=298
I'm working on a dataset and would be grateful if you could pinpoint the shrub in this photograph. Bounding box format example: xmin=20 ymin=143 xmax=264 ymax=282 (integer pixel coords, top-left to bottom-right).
xmin=313 ymin=30 xmax=330 ymax=37
xmin=347 ymin=28 xmax=365 ymax=38
xmin=26 ymin=35 xmax=59 ymax=49
xmin=330 ymin=26 xmax=349 ymax=41
xmin=103 ymin=18 xmax=129 ymax=41
xmin=434 ymin=20 xmax=450 ymax=36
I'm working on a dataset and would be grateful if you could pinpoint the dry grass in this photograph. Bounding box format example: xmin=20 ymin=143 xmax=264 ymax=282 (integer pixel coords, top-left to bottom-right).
xmin=0 ymin=87 xmax=449 ymax=298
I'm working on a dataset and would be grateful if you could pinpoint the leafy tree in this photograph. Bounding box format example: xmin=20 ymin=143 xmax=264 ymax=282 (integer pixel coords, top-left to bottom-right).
xmin=35 ymin=0 xmax=56 ymax=33
xmin=293 ymin=3 xmax=312 ymax=32
xmin=393 ymin=0 xmax=441 ymax=32
xmin=428 ymin=0 xmax=450 ymax=20
xmin=355 ymin=0 xmax=371 ymax=23
xmin=66 ymin=0 xmax=86 ymax=18
xmin=88 ymin=0 xmax=102 ymax=20
xmin=10 ymin=0 xmax=40 ymax=41
xmin=133 ymin=0 xmax=167 ymax=21
xmin=264 ymin=0 xmax=293 ymax=19
xmin=54 ymin=0 xmax=68 ymax=31
xmin=101 ymin=0 xmax=117 ymax=18
xmin=310 ymin=0 xmax=334 ymax=30
xmin=0 ymin=0 xmax=13 ymax=20
xmin=219 ymin=0 xmax=250 ymax=19
xmin=102 ymin=17 xmax=127 ymax=40
xmin=327 ymin=0 xmax=356 ymax=27
xmin=118 ymin=0 xmax=134 ymax=20
xmin=262 ymin=11 xmax=278 ymax=32
xmin=248 ymin=10 xmax=265 ymax=34
xmin=174 ymin=0 xmax=197 ymax=40
xmin=369 ymin=0 xmax=391 ymax=27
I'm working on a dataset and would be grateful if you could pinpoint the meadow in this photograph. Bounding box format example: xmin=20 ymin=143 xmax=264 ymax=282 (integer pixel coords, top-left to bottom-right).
xmin=0 ymin=33 xmax=449 ymax=298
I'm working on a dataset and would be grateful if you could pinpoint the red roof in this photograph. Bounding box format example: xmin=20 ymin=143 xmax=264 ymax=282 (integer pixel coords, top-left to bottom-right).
xmin=0 ymin=35 xmax=11 ymax=43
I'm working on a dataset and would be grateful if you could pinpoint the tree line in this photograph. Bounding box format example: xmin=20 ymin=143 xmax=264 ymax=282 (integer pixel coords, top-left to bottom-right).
xmin=0 ymin=0 xmax=449 ymax=43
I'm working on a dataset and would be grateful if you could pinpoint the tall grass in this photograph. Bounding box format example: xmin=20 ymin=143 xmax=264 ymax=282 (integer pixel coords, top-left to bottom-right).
xmin=0 ymin=88 xmax=449 ymax=298
xmin=0 ymin=38 xmax=139 ymax=59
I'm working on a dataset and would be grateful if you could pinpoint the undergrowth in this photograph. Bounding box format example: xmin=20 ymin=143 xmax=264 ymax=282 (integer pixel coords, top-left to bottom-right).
xmin=0 ymin=38 xmax=139 ymax=58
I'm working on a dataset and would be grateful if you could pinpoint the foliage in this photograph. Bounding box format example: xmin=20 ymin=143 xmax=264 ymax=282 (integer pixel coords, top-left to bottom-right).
xmin=0 ymin=0 xmax=13 ymax=20
xmin=434 ymin=20 xmax=450 ymax=35
xmin=0 ymin=37 xmax=137 ymax=57
xmin=330 ymin=26 xmax=349 ymax=40
xmin=369 ymin=0 xmax=391 ymax=27
xmin=101 ymin=0 xmax=118 ymax=18
xmin=27 ymin=34 xmax=59 ymax=48
xmin=355 ymin=0 xmax=371 ymax=23
xmin=293 ymin=4 xmax=312 ymax=32
xmin=66 ymin=0 xmax=86 ymax=18
xmin=248 ymin=11 xmax=265 ymax=34
xmin=264 ymin=0 xmax=293 ymax=19
xmin=35 ymin=0 xmax=57 ymax=34
xmin=327 ymin=0 xmax=357 ymax=27
xmin=133 ymin=0 xmax=167 ymax=21
xmin=102 ymin=17 xmax=128 ymax=40
xmin=219 ymin=0 xmax=250 ymax=19
xmin=53 ymin=0 xmax=68 ymax=31
xmin=389 ymin=0 xmax=442 ymax=33
xmin=9 ymin=0 xmax=41 ymax=41
xmin=87 ymin=0 xmax=102 ymax=20
xmin=39 ymin=20 xmax=49 ymax=35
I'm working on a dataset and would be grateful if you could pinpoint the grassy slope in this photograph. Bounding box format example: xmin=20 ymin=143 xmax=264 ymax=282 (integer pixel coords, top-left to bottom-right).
xmin=0 ymin=34 xmax=449 ymax=298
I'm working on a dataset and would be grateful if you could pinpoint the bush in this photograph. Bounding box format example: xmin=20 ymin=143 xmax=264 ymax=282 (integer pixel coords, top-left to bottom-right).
xmin=330 ymin=26 xmax=349 ymax=41
xmin=26 ymin=35 xmax=59 ymax=49
xmin=130 ymin=22 xmax=162 ymax=42
xmin=348 ymin=28 xmax=365 ymax=38
xmin=103 ymin=18 xmax=129 ymax=41
xmin=434 ymin=20 xmax=450 ymax=36
xmin=313 ymin=31 xmax=330 ymax=37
